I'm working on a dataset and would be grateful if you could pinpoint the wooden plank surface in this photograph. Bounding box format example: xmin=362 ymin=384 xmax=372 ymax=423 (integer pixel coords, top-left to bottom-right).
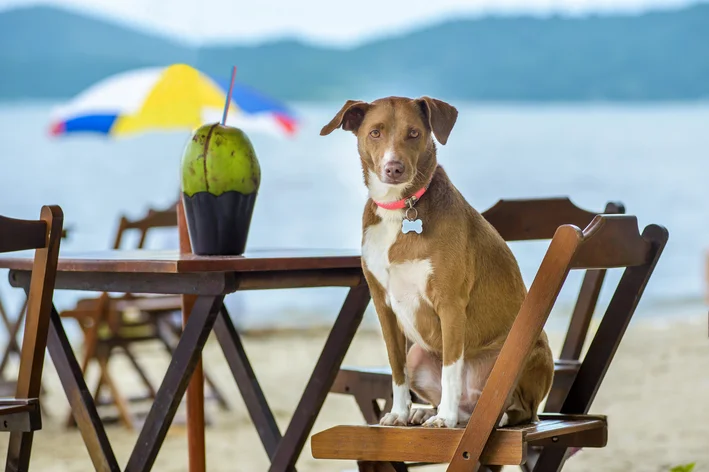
xmin=481 ymin=197 xmax=599 ymax=242
xmin=311 ymin=424 xmax=525 ymax=465
xmin=10 ymin=267 xmax=362 ymax=295
xmin=311 ymin=416 xmax=607 ymax=466
xmin=524 ymin=418 xmax=605 ymax=441
xmin=0 ymin=249 xmax=361 ymax=274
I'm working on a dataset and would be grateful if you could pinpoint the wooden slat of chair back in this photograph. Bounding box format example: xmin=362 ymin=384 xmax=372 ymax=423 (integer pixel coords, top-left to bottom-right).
xmin=0 ymin=215 xmax=49 ymax=254
xmin=447 ymin=216 xmax=668 ymax=469
xmin=0 ymin=206 xmax=63 ymax=469
xmin=571 ymin=215 xmax=653 ymax=269
xmin=481 ymin=197 xmax=624 ymax=242
xmin=112 ymin=203 xmax=178 ymax=250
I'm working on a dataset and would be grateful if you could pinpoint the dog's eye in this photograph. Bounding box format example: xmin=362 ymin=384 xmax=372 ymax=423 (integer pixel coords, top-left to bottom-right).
xmin=369 ymin=129 xmax=381 ymax=138
xmin=409 ymin=129 xmax=420 ymax=139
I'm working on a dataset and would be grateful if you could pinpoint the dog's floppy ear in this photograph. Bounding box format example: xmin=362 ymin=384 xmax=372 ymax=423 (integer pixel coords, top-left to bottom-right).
xmin=416 ymin=97 xmax=458 ymax=145
xmin=320 ymin=100 xmax=371 ymax=136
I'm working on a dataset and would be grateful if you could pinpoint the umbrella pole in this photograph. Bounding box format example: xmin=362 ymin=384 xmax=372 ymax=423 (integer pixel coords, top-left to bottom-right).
xmin=178 ymin=197 xmax=207 ymax=472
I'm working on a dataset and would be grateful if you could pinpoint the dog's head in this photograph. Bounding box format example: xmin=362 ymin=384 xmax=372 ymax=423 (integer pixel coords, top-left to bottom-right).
xmin=321 ymin=96 xmax=458 ymax=201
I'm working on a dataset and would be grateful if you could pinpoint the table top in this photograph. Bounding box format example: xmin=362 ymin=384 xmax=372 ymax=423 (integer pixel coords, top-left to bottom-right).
xmin=0 ymin=249 xmax=363 ymax=274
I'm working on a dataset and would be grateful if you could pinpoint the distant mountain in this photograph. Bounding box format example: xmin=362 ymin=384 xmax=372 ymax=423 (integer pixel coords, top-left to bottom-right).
xmin=1 ymin=5 xmax=708 ymax=102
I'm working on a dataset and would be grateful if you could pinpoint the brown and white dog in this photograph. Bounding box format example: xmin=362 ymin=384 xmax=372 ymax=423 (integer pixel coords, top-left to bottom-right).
xmin=321 ymin=96 xmax=554 ymax=428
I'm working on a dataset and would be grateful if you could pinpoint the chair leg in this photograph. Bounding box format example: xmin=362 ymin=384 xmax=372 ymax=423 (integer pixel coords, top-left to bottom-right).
xmin=78 ymin=321 xmax=99 ymax=393
xmin=92 ymin=366 xmax=105 ymax=406
xmin=0 ymin=297 xmax=28 ymax=377
xmin=5 ymin=430 xmax=34 ymax=472
xmin=354 ymin=393 xmax=384 ymax=425
xmin=121 ymin=345 xmax=157 ymax=398
xmin=98 ymin=353 xmax=134 ymax=430
xmin=203 ymin=371 xmax=230 ymax=411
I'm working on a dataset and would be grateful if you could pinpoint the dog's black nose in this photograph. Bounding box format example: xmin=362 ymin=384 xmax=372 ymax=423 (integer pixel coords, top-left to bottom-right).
xmin=384 ymin=160 xmax=405 ymax=179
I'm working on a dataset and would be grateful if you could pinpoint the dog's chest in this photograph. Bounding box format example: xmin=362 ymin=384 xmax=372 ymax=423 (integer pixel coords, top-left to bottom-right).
xmin=362 ymin=218 xmax=433 ymax=349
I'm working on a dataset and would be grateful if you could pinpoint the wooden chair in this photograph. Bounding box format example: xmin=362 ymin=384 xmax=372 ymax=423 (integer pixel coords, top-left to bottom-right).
xmin=0 ymin=205 xmax=63 ymax=470
xmin=332 ymin=198 xmax=624 ymax=428
xmin=313 ymin=213 xmax=668 ymax=471
xmin=60 ymin=203 xmax=228 ymax=429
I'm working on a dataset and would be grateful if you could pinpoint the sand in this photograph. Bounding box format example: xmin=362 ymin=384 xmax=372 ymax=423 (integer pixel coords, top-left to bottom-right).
xmin=0 ymin=309 xmax=707 ymax=472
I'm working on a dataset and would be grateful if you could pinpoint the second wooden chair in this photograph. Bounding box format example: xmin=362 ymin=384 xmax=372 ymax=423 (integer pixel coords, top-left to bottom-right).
xmin=0 ymin=206 xmax=63 ymax=470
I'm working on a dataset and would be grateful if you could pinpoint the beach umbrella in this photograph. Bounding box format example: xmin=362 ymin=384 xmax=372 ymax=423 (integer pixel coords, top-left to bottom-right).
xmin=48 ymin=63 xmax=298 ymax=138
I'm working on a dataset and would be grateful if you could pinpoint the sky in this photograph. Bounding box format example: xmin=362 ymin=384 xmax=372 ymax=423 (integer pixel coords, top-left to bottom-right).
xmin=0 ymin=0 xmax=702 ymax=45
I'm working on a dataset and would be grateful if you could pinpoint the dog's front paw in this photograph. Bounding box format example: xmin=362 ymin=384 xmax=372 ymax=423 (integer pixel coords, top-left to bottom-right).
xmin=498 ymin=413 xmax=510 ymax=427
xmin=380 ymin=409 xmax=409 ymax=426
xmin=422 ymin=413 xmax=457 ymax=428
xmin=408 ymin=407 xmax=436 ymax=425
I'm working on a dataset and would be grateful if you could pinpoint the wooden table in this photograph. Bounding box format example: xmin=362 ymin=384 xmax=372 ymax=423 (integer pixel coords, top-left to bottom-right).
xmin=0 ymin=249 xmax=371 ymax=471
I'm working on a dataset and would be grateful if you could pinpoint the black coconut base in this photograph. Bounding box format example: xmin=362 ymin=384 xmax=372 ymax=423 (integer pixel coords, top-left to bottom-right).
xmin=182 ymin=190 xmax=257 ymax=256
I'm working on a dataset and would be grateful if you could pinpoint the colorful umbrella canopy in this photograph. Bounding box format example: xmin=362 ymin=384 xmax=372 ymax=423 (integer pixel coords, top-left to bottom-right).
xmin=49 ymin=63 xmax=297 ymax=138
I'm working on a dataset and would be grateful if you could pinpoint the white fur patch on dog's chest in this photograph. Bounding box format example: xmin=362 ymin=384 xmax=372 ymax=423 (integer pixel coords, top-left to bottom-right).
xmin=362 ymin=217 xmax=433 ymax=350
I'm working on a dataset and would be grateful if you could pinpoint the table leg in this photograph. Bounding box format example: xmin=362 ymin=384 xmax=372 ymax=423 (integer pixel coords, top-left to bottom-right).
xmin=183 ymin=294 xmax=206 ymax=472
xmin=213 ymin=307 xmax=283 ymax=458
xmin=98 ymin=353 xmax=134 ymax=429
xmin=125 ymin=295 xmax=223 ymax=472
xmin=177 ymin=198 xmax=206 ymax=472
xmin=268 ymin=283 xmax=371 ymax=472
xmin=46 ymin=304 xmax=120 ymax=472
xmin=122 ymin=346 xmax=158 ymax=398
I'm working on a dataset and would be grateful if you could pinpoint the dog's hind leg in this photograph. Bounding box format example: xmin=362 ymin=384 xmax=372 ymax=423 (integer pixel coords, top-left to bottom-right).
xmin=408 ymin=345 xmax=505 ymax=427
xmin=407 ymin=343 xmax=440 ymax=425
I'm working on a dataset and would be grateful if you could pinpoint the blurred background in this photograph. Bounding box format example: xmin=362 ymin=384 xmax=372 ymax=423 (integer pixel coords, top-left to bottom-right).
xmin=0 ymin=0 xmax=708 ymax=470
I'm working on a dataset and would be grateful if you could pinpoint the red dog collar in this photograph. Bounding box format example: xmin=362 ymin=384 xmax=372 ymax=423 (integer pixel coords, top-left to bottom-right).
xmin=373 ymin=186 xmax=428 ymax=210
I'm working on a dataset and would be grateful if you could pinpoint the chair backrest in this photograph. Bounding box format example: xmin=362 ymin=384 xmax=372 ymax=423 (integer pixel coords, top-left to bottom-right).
xmin=481 ymin=197 xmax=624 ymax=241
xmin=480 ymin=197 xmax=624 ymax=364
xmin=112 ymin=202 xmax=178 ymax=250
xmin=0 ymin=206 xmax=63 ymax=400
xmin=449 ymin=215 xmax=668 ymax=467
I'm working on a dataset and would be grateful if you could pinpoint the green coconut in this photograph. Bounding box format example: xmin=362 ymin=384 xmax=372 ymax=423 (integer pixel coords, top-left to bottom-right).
xmin=181 ymin=123 xmax=261 ymax=197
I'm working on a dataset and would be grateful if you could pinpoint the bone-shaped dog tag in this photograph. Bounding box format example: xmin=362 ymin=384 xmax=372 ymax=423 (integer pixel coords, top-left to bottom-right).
xmin=402 ymin=218 xmax=423 ymax=234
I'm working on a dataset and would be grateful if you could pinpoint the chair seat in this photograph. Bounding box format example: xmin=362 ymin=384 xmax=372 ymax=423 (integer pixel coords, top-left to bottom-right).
xmin=311 ymin=413 xmax=607 ymax=466
xmin=0 ymin=398 xmax=42 ymax=432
